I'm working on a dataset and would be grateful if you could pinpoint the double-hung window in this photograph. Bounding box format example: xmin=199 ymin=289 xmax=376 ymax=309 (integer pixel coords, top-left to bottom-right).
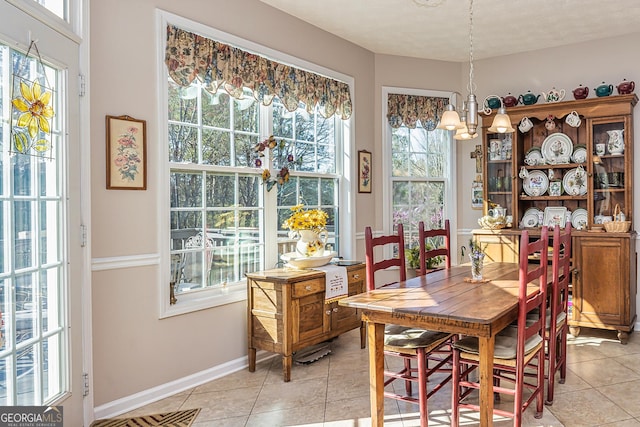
xmin=161 ymin=13 xmax=352 ymax=315
xmin=383 ymin=88 xmax=457 ymax=256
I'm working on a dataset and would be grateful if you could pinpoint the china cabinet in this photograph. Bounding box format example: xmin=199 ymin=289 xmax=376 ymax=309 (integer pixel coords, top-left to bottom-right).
xmin=474 ymin=94 xmax=637 ymax=342
xmin=246 ymin=264 xmax=365 ymax=381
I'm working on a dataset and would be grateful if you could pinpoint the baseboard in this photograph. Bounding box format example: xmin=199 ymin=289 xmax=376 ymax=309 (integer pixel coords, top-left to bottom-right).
xmin=93 ymin=351 xmax=276 ymax=420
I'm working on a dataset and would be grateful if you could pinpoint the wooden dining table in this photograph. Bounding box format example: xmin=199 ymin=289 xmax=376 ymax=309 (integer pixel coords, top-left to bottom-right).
xmin=338 ymin=262 xmax=540 ymax=427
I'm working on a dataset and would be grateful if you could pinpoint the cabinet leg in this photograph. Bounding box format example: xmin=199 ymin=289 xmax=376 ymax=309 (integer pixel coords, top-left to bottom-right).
xmin=569 ymin=326 xmax=581 ymax=337
xmin=617 ymin=330 xmax=629 ymax=345
xmin=360 ymin=321 xmax=366 ymax=349
xmin=248 ymin=347 xmax=256 ymax=372
xmin=283 ymin=355 xmax=292 ymax=382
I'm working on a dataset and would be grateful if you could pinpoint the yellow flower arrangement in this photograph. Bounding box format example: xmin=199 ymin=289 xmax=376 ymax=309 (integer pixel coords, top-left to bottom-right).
xmin=282 ymin=204 xmax=328 ymax=231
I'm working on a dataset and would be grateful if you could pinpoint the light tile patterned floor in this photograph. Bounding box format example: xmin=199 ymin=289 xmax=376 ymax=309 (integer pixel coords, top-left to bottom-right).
xmin=121 ymin=328 xmax=640 ymax=426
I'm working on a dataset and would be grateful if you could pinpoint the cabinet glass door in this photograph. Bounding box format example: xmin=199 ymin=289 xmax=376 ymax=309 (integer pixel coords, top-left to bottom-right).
xmin=485 ymin=132 xmax=513 ymax=219
xmin=591 ymin=119 xmax=628 ymax=226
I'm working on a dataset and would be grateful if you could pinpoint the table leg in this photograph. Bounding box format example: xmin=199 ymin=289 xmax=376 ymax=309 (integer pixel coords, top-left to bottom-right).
xmin=367 ymin=321 xmax=385 ymax=427
xmin=478 ymin=335 xmax=495 ymax=427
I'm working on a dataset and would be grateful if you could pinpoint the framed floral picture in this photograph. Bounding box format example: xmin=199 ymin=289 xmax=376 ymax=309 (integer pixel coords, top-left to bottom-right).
xmin=106 ymin=115 xmax=147 ymax=190
xmin=358 ymin=150 xmax=372 ymax=193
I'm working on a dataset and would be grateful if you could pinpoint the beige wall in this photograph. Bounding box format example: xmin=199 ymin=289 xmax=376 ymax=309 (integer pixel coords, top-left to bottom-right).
xmin=89 ymin=0 xmax=640 ymax=415
xmin=89 ymin=0 xmax=375 ymax=408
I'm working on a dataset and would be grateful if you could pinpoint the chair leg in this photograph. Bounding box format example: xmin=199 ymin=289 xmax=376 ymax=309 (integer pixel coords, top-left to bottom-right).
xmin=450 ymin=348 xmax=460 ymax=427
xmin=559 ymin=328 xmax=567 ymax=383
xmin=535 ymin=350 xmax=545 ymax=418
xmin=404 ymin=358 xmax=413 ymax=395
xmin=546 ymin=334 xmax=557 ymax=405
xmin=417 ymin=348 xmax=428 ymax=427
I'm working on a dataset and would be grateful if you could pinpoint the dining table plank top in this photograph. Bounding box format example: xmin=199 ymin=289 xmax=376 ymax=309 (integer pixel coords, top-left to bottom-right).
xmin=339 ymin=262 xmax=539 ymax=427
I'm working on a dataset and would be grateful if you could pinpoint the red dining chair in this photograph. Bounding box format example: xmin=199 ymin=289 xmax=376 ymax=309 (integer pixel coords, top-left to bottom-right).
xmin=451 ymin=227 xmax=549 ymax=427
xmin=365 ymin=223 xmax=454 ymax=426
xmin=418 ymin=220 xmax=451 ymax=276
xmin=546 ymin=225 xmax=572 ymax=405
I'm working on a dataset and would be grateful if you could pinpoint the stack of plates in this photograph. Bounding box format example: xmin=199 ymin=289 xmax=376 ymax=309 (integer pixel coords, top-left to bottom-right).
xmin=521 ymin=208 xmax=542 ymax=228
xmin=571 ymin=209 xmax=588 ymax=230
xmin=572 ymin=144 xmax=587 ymax=164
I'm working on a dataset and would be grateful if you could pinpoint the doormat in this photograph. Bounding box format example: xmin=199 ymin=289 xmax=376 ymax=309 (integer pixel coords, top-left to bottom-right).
xmin=91 ymin=408 xmax=200 ymax=427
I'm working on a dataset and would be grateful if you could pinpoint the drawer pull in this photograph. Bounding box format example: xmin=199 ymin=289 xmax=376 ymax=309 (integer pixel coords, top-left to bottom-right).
xmin=333 ymin=307 xmax=339 ymax=312
xmin=305 ymin=285 xmax=312 ymax=291
xmin=353 ymin=274 xmax=360 ymax=279
xmin=326 ymin=310 xmax=332 ymax=315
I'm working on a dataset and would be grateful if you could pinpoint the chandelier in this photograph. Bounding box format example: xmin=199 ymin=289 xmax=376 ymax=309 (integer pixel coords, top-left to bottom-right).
xmin=437 ymin=0 xmax=514 ymax=139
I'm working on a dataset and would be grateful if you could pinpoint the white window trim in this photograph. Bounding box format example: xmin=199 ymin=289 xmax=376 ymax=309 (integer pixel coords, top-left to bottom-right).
xmin=5 ymin=0 xmax=82 ymax=43
xmin=381 ymin=86 xmax=458 ymax=260
xmin=156 ymin=10 xmax=356 ymax=318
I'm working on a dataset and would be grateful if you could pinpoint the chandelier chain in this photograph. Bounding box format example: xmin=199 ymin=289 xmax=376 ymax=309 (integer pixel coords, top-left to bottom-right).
xmin=468 ymin=0 xmax=475 ymax=95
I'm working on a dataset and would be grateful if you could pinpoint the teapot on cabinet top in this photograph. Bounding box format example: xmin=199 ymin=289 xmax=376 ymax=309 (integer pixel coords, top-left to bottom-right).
xmin=595 ymin=82 xmax=614 ymax=97
xmin=518 ymin=91 xmax=540 ymax=105
xmin=572 ymin=84 xmax=589 ymax=100
xmin=502 ymin=93 xmax=518 ymax=107
xmin=617 ymin=79 xmax=635 ymax=95
xmin=541 ymin=87 xmax=565 ymax=103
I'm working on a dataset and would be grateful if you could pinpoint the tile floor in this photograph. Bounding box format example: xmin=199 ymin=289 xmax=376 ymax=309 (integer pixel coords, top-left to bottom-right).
xmin=119 ymin=327 xmax=640 ymax=426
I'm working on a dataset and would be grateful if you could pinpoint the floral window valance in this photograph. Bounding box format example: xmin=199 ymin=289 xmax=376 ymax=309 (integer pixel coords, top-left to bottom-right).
xmin=165 ymin=25 xmax=352 ymax=120
xmin=387 ymin=94 xmax=448 ymax=130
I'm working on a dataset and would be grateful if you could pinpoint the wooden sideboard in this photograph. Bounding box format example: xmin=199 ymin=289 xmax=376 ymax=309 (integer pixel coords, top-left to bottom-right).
xmin=246 ymin=263 xmax=366 ymax=381
xmin=473 ymin=228 xmax=637 ymax=343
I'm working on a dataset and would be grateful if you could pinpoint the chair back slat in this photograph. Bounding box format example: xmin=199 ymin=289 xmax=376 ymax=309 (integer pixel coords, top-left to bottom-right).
xmin=418 ymin=220 xmax=451 ymax=275
xmin=365 ymin=224 xmax=406 ymax=291
xmin=551 ymin=226 xmax=572 ymax=323
xmin=518 ymin=227 xmax=549 ymax=349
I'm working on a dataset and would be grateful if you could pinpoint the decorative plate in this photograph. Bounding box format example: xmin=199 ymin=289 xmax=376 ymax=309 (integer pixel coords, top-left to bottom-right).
xmin=543 ymin=206 xmax=568 ymax=229
xmin=524 ymin=147 xmax=544 ymax=166
xmin=571 ymin=145 xmax=587 ymax=164
xmin=521 ymin=208 xmax=541 ymax=228
xmin=571 ymin=208 xmax=588 ymax=230
xmin=541 ymin=133 xmax=573 ymax=164
xmin=523 ymin=170 xmax=549 ymax=197
xmin=281 ymin=250 xmax=337 ymax=269
xmin=562 ymin=167 xmax=587 ymax=196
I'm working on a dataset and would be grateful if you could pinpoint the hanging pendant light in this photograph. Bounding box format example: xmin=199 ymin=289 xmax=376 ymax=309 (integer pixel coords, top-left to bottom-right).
xmin=437 ymin=0 xmax=514 ymax=137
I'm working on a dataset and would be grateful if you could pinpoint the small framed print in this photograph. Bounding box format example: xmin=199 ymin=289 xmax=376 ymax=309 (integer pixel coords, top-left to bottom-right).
xmin=358 ymin=150 xmax=372 ymax=193
xmin=106 ymin=115 xmax=147 ymax=190
xmin=548 ymin=180 xmax=563 ymax=196
xmin=543 ymin=206 xmax=568 ymax=229
xmin=471 ymin=181 xmax=483 ymax=209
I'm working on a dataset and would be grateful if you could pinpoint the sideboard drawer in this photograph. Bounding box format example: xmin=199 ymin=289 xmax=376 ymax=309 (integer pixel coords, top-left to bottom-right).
xmin=292 ymin=278 xmax=324 ymax=298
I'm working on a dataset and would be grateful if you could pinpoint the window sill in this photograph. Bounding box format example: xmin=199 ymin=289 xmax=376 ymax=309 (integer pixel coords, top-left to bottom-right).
xmin=160 ymin=281 xmax=247 ymax=318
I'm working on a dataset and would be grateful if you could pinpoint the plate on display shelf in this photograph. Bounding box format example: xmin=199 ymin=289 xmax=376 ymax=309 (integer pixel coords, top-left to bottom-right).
xmin=571 ymin=145 xmax=587 ymax=164
xmin=541 ymin=133 xmax=573 ymax=164
xmin=521 ymin=208 xmax=542 ymax=228
xmin=522 ymin=170 xmax=549 ymax=197
xmin=524 ymin=147 xmax=544 ymax=166
xmin=281 ymin=251 xmax=338 ymax=269
xmin=562 ymin=167 xmax=587 ymax=196
xmin=571 ymin=208 xmax=588 ymax=230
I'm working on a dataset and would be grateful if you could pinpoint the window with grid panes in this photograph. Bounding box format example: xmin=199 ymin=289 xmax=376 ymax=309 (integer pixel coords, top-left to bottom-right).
xmin=167 ymin=79 xmax=344 ymax=306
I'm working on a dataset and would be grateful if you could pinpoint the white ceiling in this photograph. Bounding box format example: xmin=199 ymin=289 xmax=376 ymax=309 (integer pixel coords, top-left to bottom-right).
xmin=259 ymin=0 xmax=640 ymax=62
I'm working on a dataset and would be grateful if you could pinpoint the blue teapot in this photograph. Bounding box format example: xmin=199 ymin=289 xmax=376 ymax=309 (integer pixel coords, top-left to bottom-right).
xmin=518 ymin=91 xmax=540 ymax=105
xmin=485 ymin=96 xmax=501 ymax=109
xmin=595 ymin=82 xmax=613 ymax=97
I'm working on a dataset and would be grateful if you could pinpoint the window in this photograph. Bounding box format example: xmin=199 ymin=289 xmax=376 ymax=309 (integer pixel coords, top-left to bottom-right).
xmin=384 ymin=88 xmax=457 ymax=257
xmin=0 ymin=42 xmax=67 ymax=406
xmin=161 ymin=13 xmax=352 ymax=314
